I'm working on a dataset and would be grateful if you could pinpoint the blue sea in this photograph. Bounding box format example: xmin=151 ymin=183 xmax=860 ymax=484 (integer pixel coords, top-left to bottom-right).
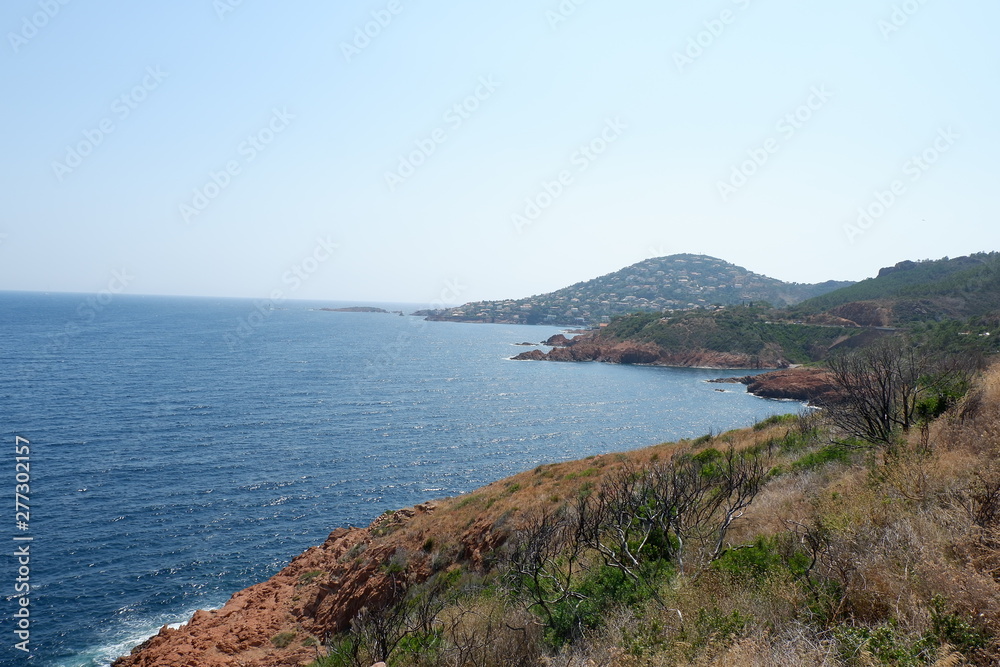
xmin=0 ymin=292 xmax=805 ymax=666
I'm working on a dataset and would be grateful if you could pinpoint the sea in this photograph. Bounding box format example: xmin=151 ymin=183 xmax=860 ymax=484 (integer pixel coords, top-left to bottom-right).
xmin=0 ymin=292 xmax=806 ymax=666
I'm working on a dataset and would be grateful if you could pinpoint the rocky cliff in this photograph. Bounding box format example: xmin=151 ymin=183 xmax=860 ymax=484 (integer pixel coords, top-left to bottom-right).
xmin=513 ymin=332 xmax=789 ymax=369
xmin=113 ymin=504 xmax=441 ymax=667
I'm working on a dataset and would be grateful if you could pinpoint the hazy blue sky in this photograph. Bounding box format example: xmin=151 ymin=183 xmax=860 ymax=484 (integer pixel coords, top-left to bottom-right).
xmin=3 ymin=1 xmax=998 ymax=306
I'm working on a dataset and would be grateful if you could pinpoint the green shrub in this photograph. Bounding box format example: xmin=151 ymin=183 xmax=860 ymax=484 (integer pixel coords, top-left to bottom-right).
xmin=792 ymin=445 xmax=851 ymax=471
xmin=543 ymin=565 xmax=647 ymax=647
xmin=834 ymin=624 xmax=935 ymax=666
xmin=691 ymin=447 xmax=722 ymax=464
xmin=832 ymin=598 xmax=990 ymax=664
xmin=271 ymin=631 xmax=296 ymax=648
xmin=713 ymin=535 xmax=811 ymax=584
xmin=928 ymin=595 xmax=990 ymax=654
xmin=778 ymin=427 xmax=821 ymax=453
xmin=298 ymin=570 xmax=324 ymax=585
xmin=394 ymin=630 xmax=443 ymax=664
xmin=310 ymin=636 xmax=357 ymax=667
xmin=754 ymin=413 xmax=797 ymax=431
xmin=675 ymin=608 xmax=752 ymax=660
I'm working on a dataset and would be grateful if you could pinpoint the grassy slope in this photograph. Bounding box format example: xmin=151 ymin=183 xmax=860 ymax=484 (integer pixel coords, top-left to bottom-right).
xmin=302 ymin=363 xmax=1000 ymax=667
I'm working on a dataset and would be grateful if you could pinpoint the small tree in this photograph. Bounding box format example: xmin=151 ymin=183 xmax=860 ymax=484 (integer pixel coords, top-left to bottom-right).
xmin=505 ymin=505 xmax=591 ymax=634
xmin=826 ymin=336 xmax=974 ymax=446
xmin=584 ymin=449 xmax=766 ymax=576
xmin=826 ymin=337 xmax=920 ymax=445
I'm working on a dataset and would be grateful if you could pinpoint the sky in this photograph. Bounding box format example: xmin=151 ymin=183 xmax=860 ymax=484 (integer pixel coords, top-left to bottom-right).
xmin=2 ymin=0 xmax=999 ymax=307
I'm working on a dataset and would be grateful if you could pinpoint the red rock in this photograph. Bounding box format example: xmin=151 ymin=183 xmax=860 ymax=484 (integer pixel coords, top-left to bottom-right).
xmin=544 ymin=334 xmax=572 ymax=346
xmin=713 ymin=368 xmax=841 ymax=405
xmin=113 ymin=503 xmax=442 ymax=667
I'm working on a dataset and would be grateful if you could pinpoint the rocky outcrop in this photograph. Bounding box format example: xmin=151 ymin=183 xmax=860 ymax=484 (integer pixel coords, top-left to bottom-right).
xmin=321 ymin=307 xmax=390 ymax=314
xmin=829 ymin=301 xmax=893 ymax=328
xmin=711 ymin=368 xmax=840 ymax=405
xmin=513 ymin=334 xmax=789 ymax=369
xmin=113 ymin=504 xmax=440 ymax=667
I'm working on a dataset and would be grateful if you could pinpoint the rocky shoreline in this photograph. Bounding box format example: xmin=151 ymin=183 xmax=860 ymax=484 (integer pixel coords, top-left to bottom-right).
xmin=513 ymin=332 xmax=790 ymax=370
xmin=113 ymin=503 xmax=443 ymax=667
xmin=709 ymin=367 xmax=840 ymax=405
xmin=515 ymin=334 xmax=839 ymax=405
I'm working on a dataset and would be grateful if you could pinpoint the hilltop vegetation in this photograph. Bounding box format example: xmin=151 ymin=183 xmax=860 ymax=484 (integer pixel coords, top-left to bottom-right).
xmin=792 ymin=253 xmax=1000 ymax=324
xmin=417 ymin=254 xmax=852 ymax=326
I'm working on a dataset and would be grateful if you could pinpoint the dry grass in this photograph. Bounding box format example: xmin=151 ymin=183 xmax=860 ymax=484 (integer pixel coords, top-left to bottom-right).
xmin=399 ymin=418 xmax=804 ymax=559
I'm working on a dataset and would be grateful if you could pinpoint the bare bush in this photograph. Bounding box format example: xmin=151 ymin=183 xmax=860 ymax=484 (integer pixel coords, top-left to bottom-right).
xmin=439 ymin=600 xmax=541 ymax=667
xmin=827 ymin=337 xmax=978 ymax=446
xmin=585 ymin=448 xmax=767 ymax=577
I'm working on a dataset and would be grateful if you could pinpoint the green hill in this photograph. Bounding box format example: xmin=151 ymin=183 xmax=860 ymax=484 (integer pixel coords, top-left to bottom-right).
xmin=791 ymin=252 xmax=1000 ymax=325
xmin=416 ymin=254 xmax=852 ymax=325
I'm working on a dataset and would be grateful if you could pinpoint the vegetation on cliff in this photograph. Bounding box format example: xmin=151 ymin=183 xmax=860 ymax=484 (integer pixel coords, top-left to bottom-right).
xmin=791 ymin=253 xmax=1000 ymax=325
xmin=118 ymin=352 xmax=1000 ymax=666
